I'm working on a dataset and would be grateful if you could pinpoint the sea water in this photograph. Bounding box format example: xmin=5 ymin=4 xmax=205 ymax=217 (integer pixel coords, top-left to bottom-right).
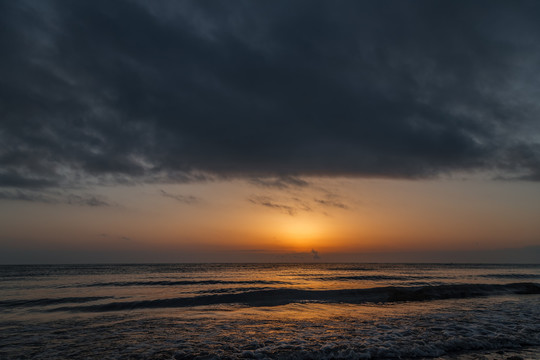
xmin=0 ymin=263 xmax=538 ymax=359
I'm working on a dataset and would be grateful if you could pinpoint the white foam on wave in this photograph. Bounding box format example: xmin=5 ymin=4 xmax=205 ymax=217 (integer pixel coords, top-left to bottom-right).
xmin=1 ymin=294 xmax=538 ymax=359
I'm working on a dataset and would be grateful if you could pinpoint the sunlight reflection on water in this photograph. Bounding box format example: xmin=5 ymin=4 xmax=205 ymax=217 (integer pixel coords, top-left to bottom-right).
xmin=0 ymin=263 xmax=539 ymax=359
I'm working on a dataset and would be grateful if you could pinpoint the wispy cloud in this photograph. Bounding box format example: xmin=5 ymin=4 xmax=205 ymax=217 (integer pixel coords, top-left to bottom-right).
xmin=0 ymin=190 xmax=58 ymax=203
xmin=160 ymin=190 xmax=200 ymax=204
xmin=249 ymin=176 xmax=309 ymax=189
xmin=67 ymin=194 xmax=111 ymax=207
xmin=248 ymin=196 xmax=297 ymax=216
xmin=0 ymin=190 xmax=113 ymax=207
xmin=314 ymin=198 xmax=348 ymax=210
xmin=247 ymin=192 xmax=351 ymax=216
xmin=291 ymin=197 xmax=312 ymax=212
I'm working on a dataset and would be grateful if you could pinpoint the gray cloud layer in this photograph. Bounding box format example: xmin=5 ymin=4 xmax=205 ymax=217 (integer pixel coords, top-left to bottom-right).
xmin=0 ymin=190 xmax=112 ymax=207
xmin=2 ymin=0 xmax=540 ymax=191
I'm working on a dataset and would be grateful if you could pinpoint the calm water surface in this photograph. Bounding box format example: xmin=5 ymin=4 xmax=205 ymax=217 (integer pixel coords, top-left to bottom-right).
xmin=0 ymin=263 xmax=539 ymax=359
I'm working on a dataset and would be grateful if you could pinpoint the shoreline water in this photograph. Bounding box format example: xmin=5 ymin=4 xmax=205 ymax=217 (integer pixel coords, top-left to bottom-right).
xmin=1 ymin=263 xmax=538 ymax=359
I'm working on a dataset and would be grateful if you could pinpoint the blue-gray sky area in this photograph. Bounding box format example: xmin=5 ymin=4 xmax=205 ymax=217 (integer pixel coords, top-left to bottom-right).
xmin=1 ymin=1 xmax=539 ymax=263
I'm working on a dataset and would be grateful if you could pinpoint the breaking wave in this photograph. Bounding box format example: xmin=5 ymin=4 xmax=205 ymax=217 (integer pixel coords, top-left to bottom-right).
xmin=45 ymin=282 xmax=539 ymax=313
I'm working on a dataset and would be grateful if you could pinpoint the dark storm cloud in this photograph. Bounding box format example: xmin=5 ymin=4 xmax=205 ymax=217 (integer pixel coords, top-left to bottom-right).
xmin=2 ymin=0 xmax=540 ymax=190
xmin=159 ymin=189 xmax=199 ymax=204
xmin=0 ymin=172 xmax=58 ymax=189
xmin=498 ymin=144 xmax=540 ymax=181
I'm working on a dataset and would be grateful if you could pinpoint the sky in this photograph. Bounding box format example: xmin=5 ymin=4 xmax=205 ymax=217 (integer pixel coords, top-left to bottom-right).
xmin=1 ymin=0 xmax=540 ymax=263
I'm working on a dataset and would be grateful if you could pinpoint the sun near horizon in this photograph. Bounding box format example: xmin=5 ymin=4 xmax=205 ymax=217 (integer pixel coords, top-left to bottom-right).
xmin=1 ymin=177 xmax=539 ymax=264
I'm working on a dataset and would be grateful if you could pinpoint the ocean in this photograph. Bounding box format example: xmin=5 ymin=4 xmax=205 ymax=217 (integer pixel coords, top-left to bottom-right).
xmin=0 ymin=263 xmax=538 ymax=359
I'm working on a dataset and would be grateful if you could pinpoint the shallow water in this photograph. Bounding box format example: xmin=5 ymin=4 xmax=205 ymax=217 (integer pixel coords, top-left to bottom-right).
xmin=1 ymin=263 xmax=539 ymax=359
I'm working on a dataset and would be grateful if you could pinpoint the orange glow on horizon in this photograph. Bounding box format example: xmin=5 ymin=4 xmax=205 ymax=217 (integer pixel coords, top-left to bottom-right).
xmin=2 ymin=178 xmax=539 ymax=264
